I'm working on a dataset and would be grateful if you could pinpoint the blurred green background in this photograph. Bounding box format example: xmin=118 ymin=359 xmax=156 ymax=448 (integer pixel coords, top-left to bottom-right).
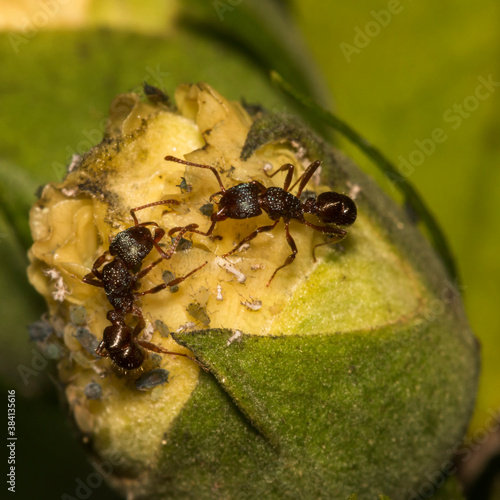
xmin=0 ymin=0 xmax=498 ymax=498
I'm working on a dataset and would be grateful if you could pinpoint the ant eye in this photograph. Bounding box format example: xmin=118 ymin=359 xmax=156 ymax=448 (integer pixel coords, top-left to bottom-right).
xmin=317 ymin=192 xmax=357 ymax=226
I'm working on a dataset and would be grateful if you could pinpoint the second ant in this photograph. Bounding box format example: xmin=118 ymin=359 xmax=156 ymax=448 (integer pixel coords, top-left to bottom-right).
xmin=164 ymin=156 xmax=357 ymax=286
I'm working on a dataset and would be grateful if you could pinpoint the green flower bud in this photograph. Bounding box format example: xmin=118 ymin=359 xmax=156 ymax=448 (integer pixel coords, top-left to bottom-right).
xmin=28 ymin=83 xmax=478 ymax=499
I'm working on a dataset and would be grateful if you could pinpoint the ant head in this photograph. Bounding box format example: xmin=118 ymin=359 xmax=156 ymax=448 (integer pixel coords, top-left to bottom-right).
xmin=315 ymin=192 xmax=357 ymax=226
xmin=109 ymin=226 xmax=154 ymax=269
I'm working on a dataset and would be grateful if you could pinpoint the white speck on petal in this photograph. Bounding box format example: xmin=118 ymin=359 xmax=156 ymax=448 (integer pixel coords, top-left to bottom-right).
xmin=44 ymin=269 xmax=70 ymax=302
xmin=216 ymin=284 xmax=224 ymax=301
xmin=241 ymin=298 xmax=262 ymax=311
xmin=215 ymin=257 xmax=246 ymax=283
xmin=176 ymin=322 xmax=196 ymax=333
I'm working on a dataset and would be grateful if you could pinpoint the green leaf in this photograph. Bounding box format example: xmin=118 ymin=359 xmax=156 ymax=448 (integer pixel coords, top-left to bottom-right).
xmin=180 ymin=0 xmax=331 ymax=107
xmin=0 ymin=159 xmax=39 ymax=250
xmin=170 ymin=310 xmax=476 ymax=499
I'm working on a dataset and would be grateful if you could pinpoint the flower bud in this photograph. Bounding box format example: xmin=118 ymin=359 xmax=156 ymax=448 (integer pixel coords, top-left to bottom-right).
xmin=28 ymin=83 xmax=479 ymax=499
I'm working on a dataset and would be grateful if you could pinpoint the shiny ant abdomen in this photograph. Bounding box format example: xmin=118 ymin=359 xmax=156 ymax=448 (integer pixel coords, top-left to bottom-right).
xmin=164 ymin=155 xmax=357 ymax=285
xmin=97 ymin=311 xmax=204 ymax=371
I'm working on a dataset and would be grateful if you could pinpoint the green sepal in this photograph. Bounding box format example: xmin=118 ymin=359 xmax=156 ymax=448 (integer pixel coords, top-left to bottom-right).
xmin=166 ymin=310 xmax=477 ymax=499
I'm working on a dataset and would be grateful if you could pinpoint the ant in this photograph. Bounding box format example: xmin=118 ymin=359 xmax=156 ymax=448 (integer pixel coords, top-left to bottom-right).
xmin=83 ymin=200 xmax=206 ymax=370
xmin=164 ymin=155 xmax=357 ymax=286
xmin=96 ymin=310 xmax=205 ymax=371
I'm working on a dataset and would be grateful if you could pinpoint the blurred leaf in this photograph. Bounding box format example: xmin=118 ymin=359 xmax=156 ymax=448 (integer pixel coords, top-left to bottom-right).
xmin=292 ymin=0 xmax=500 ymax=438
xmin=0 ymin=28 xmax=300 ymax=185
xmin=0 ymin=160 xmax=39 ymax=250
xmin=272 ymin=70 xmax=459 ymax=282
xmin=180 ymin=0 xmax=331 ymax=108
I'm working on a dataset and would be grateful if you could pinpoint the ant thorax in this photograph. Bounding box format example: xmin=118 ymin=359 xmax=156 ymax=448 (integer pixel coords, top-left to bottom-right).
xmin=260 ymin=187 xmax=302 ymax=220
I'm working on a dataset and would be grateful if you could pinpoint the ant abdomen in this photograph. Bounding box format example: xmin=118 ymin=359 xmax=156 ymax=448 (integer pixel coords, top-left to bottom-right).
xmin=308 ymin=192 xmax=357 ymax=226
xmin=109 ymin=343 xmax=145 ymax=370
xmin=102 ymin=322 xmax=145 ymax=370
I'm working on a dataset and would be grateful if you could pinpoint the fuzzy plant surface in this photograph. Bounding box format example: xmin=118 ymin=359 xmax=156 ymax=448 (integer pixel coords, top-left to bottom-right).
xmin=27 ymin=82 xmax=479 ymax=499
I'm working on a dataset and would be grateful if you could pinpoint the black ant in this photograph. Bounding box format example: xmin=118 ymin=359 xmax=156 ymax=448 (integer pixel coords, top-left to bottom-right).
xmin=83 ymin=200 xmax=206 ymax=370
xmin=83 ymin=200 xmax=197 ymax=315
xmin=164 ymin=156 xmax=357 ymax=286
xmin=96 ymin=310 xmax=205 ymax=370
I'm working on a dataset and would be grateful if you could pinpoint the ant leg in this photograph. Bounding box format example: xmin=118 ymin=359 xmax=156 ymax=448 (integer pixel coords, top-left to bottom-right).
xmin=135 ymin=283 xmax=167 ymax=297
xmin=266 ymin=221 xmax=297 ymax=287
xmin=289 ymin=160 xmax=323 ymax=196
xmin=167 ymin=223 xmax=200 ymax=256
xmin=83 ymin=251 xmax=112 ymax=285
xmin=152 ymin=227 xmax=165 ymax=244
xmin=84 ymin=251 xmax=112 ymax=282
xmin=264 ymin=163 xmax=295 ymax=191
xmin=164 ymin=155 xmax=226 ymax=193
xmin=150 ymin=224 xmax=199 ymax=260
xmin=82 ymin=275 xmax=105 ymax=287
xmin=168 ymin=219 xmax=217 ymax=238
xmin=129 ymin=305 xmax=145 ymax=320
xmin=130 ymin=200 xmax=181 ymax=226
xmin=312 ymin=236 xmax=346 ymax=262
xmin=223 ymin=220 xmax=279 ymax=257
xmin=135 ymin=225 xmax=191 ymax=261
xmin=148 ymin=226 xmax=170 ymax=258
xmin=136 ymin=257 xmax=163 ymax=280
xmin=136 ymin=340 xmax=209 ymax=371
xmin=209 ymin=190 xmax=224 ymax=202
xmin=95 ymin=341 xmax=108 ymax=357
xmin=164 ymin=261 xmax=208 ymax=288
xmin=149 ymin=227 xmax=171 ymax=260
xmin=133 ymin=317 xmax=146 ymax=336
xmin=303 ymin=220 xmax=347 ymax=237
xmin=135 ymin=261 xmax=208 ymax=297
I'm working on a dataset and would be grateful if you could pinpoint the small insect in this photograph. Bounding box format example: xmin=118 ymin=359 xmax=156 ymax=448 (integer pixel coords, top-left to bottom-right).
xmin=143 ymin=82 xmax=169 ymax=106
xmin=135 ymin=368 xmax=170 ymax=391
xmin=84 ymin=382 xmax=102 ymax=400
xmin=186 ymin=302 xmax=211 ymax=326
xmin=164 ymin=156 xmax=357 ymax=285
xmin=83 ymin=200 xmax=206 ymax=370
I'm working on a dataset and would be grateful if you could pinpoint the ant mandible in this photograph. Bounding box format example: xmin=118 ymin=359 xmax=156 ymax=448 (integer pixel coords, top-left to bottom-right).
xmin=164 ymin=155 xmax=357 ymax=286
xmin=83 ymin=200 xmax=206 ymax=370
